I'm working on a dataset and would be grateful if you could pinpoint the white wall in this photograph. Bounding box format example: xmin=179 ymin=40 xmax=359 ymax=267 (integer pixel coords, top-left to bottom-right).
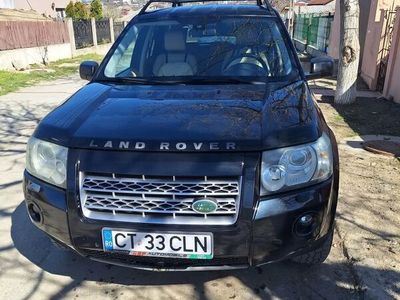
xmin=383 ymin=9 xmax=400 ymax=102
xmin=74 ymin=43 xmax=112 ymax=57
xmin=0 ymin=43 xmax=72 ymax=70
xmin=296 ymin=2 xmax=336 ymax=14
xmin=360 ymin=0 xmax=400 ymax=90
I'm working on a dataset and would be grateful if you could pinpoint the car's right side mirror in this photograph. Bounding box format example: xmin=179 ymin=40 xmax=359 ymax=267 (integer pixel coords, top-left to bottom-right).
xmin=79 ymin=61 xmax=99 ymax=81
xmin=305 ymin=56 xmax=334 ymax=80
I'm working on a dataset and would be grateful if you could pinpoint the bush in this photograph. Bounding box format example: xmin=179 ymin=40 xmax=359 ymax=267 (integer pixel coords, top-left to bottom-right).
xmin=75 ymin=2 xmax=89 ymax=20
xmin=65 ymin=1 xmax=75 ymax=19
xmin=90 ymin=0 xmax=103 ymax=20
xmin=65 ymin=1 xmax=89 ymax=20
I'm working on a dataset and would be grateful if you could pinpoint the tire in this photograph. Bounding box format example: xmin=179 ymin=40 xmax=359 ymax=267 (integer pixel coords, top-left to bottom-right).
xmin=291 ymin=230 xmax=333 ymax=264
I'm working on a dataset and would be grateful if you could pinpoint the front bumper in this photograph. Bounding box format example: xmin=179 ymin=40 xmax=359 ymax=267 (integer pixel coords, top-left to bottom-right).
xmin=23 ymin=164 xmax=338 ymax=270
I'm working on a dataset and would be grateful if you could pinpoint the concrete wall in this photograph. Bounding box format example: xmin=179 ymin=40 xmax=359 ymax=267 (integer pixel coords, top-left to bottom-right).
xmin=66 ymin=18 xmax=114 ymax=58
xmin=328 ymin=0 xmax=400 ymax=93
xmin=0 ymin=43 xmax=72 ymax=70
xmin=383 ymin=9 xmax=400 ymax=103
xmin=0 ymin=18 xmax=119 ymax=70
xmin=361 ymin=0 xmax=400 ymax=90
xmin=0 ymin=41 xmax=112 ymax=70
xmin=295 ymin=2 xmax=336 ymax=14
xmin=327 ymin=0 xmax=340 ymax=59
xmin=361 ymin=1 xmax=385 ymax=90
xmin=74 ymin=43 xmax=112 ymax=57
xmin=0 ymin=17 xmax=117 ymax=70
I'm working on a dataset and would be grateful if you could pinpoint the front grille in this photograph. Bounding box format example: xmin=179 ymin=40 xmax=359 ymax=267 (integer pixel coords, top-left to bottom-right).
xmin=79 ymin=173 xmax=241 ymax=225
xmin=80 ymin=248 xmax=248 ymax=269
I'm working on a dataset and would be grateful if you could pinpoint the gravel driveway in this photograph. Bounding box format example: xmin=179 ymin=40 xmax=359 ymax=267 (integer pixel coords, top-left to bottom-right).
xmin=0 ymin=75 xmax=398 ymax=300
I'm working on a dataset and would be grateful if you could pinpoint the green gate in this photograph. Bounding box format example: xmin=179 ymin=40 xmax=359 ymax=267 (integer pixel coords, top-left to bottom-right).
xmin=293 ymin=13 xmax=334 ymax=53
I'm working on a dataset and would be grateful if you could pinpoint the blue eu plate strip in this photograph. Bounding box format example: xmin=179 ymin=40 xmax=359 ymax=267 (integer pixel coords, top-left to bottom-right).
xmin=102 ymin=229 xmax=113 ymax=251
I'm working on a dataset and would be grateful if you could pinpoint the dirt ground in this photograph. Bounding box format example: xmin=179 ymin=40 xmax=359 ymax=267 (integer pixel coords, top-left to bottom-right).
xmin=316 ymin=93 xmax=400 ymax=299
xmin=0 ymin=76 xmax=399 ymax=300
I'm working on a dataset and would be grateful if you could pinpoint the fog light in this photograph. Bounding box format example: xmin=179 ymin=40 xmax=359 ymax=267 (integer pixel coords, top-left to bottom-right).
xmin=294 ymin=213 xmax=318 ymax=237
xmin=27 ymin=202 xmax=42 ymax=224
xmin=299 ymin=214 xmax=313 ymax=226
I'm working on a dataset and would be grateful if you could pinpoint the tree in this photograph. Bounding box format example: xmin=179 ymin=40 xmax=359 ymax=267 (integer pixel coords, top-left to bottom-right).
xmin=335 ymin=0 xmax=360 ymax=104
xmin=90 ymin=0 xmax=103 ymax=20
xmin=65 ymin=1 xmax=89 ymax=20
xmin=103 ymin=4 xmax=121 ymax=20
xmin=74 ymin=2 xmax=89 ymax=20
xmin=65 ymin=1 xmax=76 ymax=19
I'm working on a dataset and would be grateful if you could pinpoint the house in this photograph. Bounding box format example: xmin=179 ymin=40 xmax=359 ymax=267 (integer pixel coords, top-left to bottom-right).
xmin=328 ymin=0 xmax=400 ymax=102
xmin=0 ymin=0 xmax=70 ymax=19
xmin=294 ymin=0 xmax=336 ymax=14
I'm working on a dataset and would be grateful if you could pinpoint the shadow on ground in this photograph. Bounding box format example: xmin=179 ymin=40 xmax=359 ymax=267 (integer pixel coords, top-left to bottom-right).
xmin=320 ymin=96 xmax=400 ymax=138
xmin=7 ymin=201 xmax=399 ymax=300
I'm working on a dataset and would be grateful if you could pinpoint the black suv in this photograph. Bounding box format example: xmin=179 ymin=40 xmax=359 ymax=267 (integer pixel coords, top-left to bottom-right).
xmin=23 ymin=0 xmax=339 ymax=271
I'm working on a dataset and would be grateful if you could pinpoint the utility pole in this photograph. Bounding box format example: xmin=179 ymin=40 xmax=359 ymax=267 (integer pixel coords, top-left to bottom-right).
xmin=288 ymin=0 xmax=294 ymax=38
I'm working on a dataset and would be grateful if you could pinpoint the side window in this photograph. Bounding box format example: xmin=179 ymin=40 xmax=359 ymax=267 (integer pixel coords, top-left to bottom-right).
xmin=104 ymin=26 xmax=139 ymax=77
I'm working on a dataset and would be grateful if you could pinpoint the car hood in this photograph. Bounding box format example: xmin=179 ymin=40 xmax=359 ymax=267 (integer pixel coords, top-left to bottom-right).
xmin=34 ymin=80 xmax=321 ymax=152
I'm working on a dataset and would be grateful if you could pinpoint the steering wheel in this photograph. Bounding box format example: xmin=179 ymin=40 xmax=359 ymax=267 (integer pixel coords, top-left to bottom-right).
xmin=223 ymin=53 xmax=269 ymax=76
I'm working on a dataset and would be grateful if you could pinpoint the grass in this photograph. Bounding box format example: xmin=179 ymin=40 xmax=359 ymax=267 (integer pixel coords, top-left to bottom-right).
xmin=0 ymin=53 xmax=104 ymax=96
xmin=333 ymin=112 xmax=345 ymax=122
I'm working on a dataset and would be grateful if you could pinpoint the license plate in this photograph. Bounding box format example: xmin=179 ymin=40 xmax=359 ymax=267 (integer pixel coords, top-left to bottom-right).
xmin=102 ymin=229 xmax=213 ymax=259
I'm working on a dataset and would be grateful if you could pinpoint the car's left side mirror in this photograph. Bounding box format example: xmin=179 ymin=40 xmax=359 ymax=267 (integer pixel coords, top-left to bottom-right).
xmin=79 ymin=61 xmax=99 ymax=81
xmin=305 ymin=56 xmax=334 ymax=80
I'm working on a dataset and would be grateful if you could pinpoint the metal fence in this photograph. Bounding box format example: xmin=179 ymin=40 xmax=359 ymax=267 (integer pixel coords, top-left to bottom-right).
xmin=96 ymin=19 xmax=111 ymax=44
xmin=294 ymin=13 xmax=334 ymax=53
xmin=113 ymin=21 xmax=124 ymax=39
xmin=73 ymin=20 xmax=93 ymax=49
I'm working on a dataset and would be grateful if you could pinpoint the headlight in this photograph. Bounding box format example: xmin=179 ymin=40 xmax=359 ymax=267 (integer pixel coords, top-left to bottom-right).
xmin=26 ymin=137 xmax=68 ymax=188
xmin=261 ymin=133 xmax=333 ymax=195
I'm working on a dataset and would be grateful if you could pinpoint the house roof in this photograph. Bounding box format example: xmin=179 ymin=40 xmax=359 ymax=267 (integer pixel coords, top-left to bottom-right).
xmin=294 ymin=2 xmax=307 ymax=6
xmin=0 ymin=8 xmax=51 ymax=21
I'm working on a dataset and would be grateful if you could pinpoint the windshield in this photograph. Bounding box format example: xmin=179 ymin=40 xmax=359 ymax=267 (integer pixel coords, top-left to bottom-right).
xmin=102 ymin=15 xmax=298 ymax=82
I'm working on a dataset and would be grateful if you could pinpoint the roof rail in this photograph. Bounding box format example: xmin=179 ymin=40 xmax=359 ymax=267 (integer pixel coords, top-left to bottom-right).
xmin=139 ymin=0 xmax=275 ymax=15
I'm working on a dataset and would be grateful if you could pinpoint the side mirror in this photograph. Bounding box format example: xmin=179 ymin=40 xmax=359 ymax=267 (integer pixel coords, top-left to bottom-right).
xmin=79 ymin=61 xmax=99 ymax=81
xmin=305 ymin=56 xmax=334 ymax=80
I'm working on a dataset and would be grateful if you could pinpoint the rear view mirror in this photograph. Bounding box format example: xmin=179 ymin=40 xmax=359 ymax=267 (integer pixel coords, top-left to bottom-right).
xmin=79 ymin=61 xmax=99 ymax=81
xmin=305 ymin=57 xmax=334 ymax=80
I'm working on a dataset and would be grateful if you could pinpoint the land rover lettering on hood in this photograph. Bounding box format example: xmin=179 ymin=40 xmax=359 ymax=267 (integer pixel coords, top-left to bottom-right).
xmin=24 ymin=0 xmax=339 ymax=271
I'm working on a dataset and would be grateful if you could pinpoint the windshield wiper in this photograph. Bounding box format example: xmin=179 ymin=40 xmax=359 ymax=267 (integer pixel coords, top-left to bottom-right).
xmin=98 ymin=77 xmax=167 ymax=85
xmin=173 ymin=78 xmax=266 ymax=85
xmin=98 ymin=77 xmax=266 ymax=85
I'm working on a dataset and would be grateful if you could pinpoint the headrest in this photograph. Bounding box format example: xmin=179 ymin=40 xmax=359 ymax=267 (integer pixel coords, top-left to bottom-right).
xmin=164 ymin=30 xmax=186 ymax=52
